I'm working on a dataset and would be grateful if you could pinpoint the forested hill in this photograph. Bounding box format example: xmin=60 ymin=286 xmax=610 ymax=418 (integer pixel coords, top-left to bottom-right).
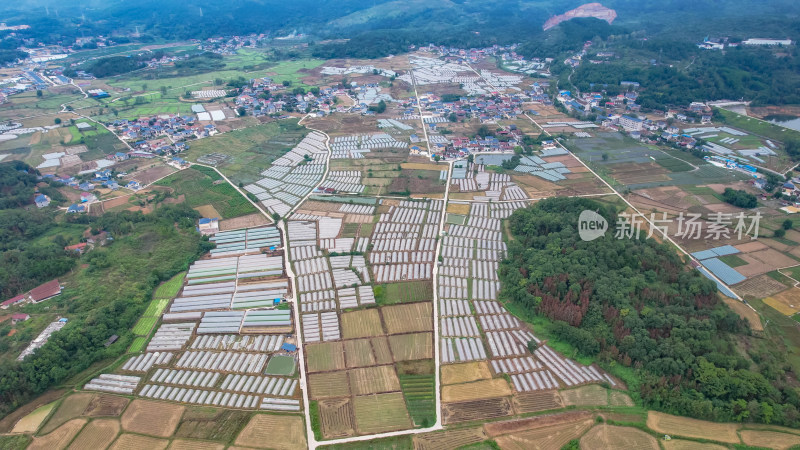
xmin=499 ymin=198 xmax=800 ymax=426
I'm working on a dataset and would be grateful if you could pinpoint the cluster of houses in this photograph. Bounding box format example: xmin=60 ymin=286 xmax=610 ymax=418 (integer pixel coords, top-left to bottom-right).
xmin=107 ymin=116 xmax=197 ymax=152
xmin=235 ymin=77 xmax=345 ymax=117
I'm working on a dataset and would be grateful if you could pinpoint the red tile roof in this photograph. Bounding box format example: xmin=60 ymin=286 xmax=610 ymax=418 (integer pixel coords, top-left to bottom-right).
xmin=2 ymin=295 xmax=24 ymax=307
xmin=30 ymin=280 xmax=61 ymax=302
xmin=11 ymin=313 xmax=29 ymax=321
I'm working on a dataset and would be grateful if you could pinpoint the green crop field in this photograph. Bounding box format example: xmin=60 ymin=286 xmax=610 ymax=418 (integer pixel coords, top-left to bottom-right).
xmin=155 ymin=166 xmax=257 ymax=218
xmin=132 ymin=317 xmax=158 ymax=335
xmin=143 ymin=298 xmax=170 ymax=317
xmin=128 ymin=337 xmax=148 ymax=353
xmin=265 ymin=355 xmax=296 ymax=376
xmin=154 ymin=272 xmax=186 ymax=298
xmin=398 ymin=373 xmax=435 ymax=427
xmin=181 ymin=120 xmax=308 ymax=186
xmin=374 ymin=281 xmax=433 ymax=305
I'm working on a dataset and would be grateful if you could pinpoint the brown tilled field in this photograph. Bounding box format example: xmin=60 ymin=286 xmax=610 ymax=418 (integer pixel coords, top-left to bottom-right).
xmin=353 ymin=392 xmax=412 ymax=434
xmin=446 ymin=203 xmax=471 ymax=215
xmin=235 ymin=414 xmax=306 ymax=450
xmin=662 ymin=439 xmax=728 ymax=450
xmin=68 ymin=418 xmax=120 ymax=450
xmin=28 ymin=419 xmax=87 ymax=450
xmin=306 ymin=341 xmax=346 ymax=372
xmin=491 ymin=415 xmax=595 ymax=450
xmin=442 ymin=379 xmax=512 ymax=403
xmin=442 ymin=397 xmax=514 ymax=424
xmin=764 ymin=288 xmax=800 ymax=316
xmin=513 ymin=390 xmax=564 ymax=414
xmin=109 ymin=433 xmax=169 ymax=450
xmin=371 ymin=336 xmax=394 ymax=364
xmin=40 ymin=393 xmax=94 ymax=434
xmin=412 ymin=426 xmax=487 ymax=450
xmin=344 ymin=339 xmax=377 ymax=368
xmin=218 ymin=213 xmax=270 ymax=231
xmin=134 ymin=164 xmax=176 ymax=185
xmin=442 ymin=361 xmax=492 ymax=385
xmin=580 ymin=424 xmax=658 ymax=450
xmin=340 ymin=309 xmax=385 ymax=338
xmin=740 ymin=430 xmax=800 ymax=449
xmin=388 ymin=332 xmax=433 ymax=361
xmin=319 ymin=398 xmax=356 ymax=439
xmin=120 ymin=399 xmax=184 ymax=438
xmin=309 ymin=371 xmax=351 ymax=399
xmin=735 ymin=274 xmax=788 ymax=300
xmin=737 ymin=249 xmax=796 ymax=277
xmin=721 ymin=296 xmax=764 ymax=331
xmin=608 ymin=390 xmax=635 ymax=406
xmin=382 ymin=302 xmax=433 ymax=334
xmin=169 ymin=439 xmax=225 ymax=450
xmin=83 ymin=394 xmax=130 ymax=417
xmin=647 ymin=411 xmax=740 ymax=444
xmin=193 ymin=204 xmax=221 ymax=218
xmin=348 ymin=365 xmax=401 ymax=395
xmin=559 ymin=385 xmax=609 ymax=407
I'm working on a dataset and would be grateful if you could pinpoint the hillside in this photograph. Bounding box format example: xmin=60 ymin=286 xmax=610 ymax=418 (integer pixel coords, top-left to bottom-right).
xmin=500 ymin=198 xmax=800 ymax=427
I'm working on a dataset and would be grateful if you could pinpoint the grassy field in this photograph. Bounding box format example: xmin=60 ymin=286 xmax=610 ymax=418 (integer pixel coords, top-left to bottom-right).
xmin=374 ymin=281 xmax=433 ymax=305
xmin=155 ymin=166 xmax=257 ymax=218
xmin=154 ymin=271 xmax=186 ymax=298
xmin=265 ymin=355 xmax=296 ymax=375
xmin=181 ymin=120 xmax=307 ymax=186
xmin=716 ymin=108 xmax=800 ymax=144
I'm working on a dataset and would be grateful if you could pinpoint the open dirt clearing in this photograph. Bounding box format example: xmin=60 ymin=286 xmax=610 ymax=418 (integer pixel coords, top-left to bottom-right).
xmin=193 ymin=204 xmax=221 ymax=218
xmin=646 ymin=411 xmax=740 ymax=444
xmin=83 ymin=394 xmax=130 ymax=417
xmin=120 ymin=399 xmax=184 ymax=438
xmin=442 ymin=361 xmax=492 ymax=385
xmin=235 ymin=414 xmax=307 ymax=450
xmin=580 ymin=424 xmax=658 ymax=450
xmin=219 ymin=213 xmax=270 ymax=231
xmin=12 ymin=401 xmax=56 ymax=433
